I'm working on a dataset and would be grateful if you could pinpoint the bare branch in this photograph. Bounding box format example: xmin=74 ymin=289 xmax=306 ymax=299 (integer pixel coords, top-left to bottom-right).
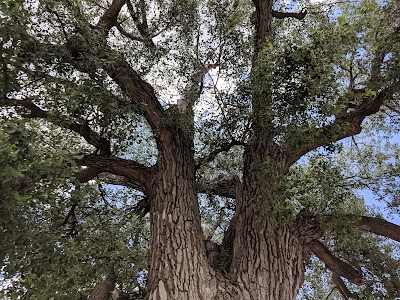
xmin=309 ymin=241 xmax=362 ymax=285
xmin=272 ymin=9 xmax=307 ymax=20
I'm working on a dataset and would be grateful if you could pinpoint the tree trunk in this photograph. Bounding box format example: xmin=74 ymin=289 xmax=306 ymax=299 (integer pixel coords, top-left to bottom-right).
xmin=228 ymin=143 xmax=305 ymax=300
xmin=147 ymin=127 xmax=306 ymax=299
xmin=148 ymin=127 xmax=236 ymax=299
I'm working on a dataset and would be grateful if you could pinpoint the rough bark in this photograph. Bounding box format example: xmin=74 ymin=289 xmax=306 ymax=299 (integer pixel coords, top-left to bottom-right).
xmin=147 ymin=126 xmax=238 ymax=299
xmin=228 ymin=141 xmax=306 ymax=300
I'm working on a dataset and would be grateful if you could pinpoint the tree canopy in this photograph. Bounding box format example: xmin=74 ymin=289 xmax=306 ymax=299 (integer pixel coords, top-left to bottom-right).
xmin=0 ymin=0 xmax=399 ymax=299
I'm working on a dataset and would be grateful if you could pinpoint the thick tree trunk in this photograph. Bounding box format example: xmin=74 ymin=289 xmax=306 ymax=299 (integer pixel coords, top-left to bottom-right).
xmin=231 ymin=197 xmax=305 ymax=299
xmin=147 ymin=127 xmax=306 ymax=299
xmin=148 ymin=127 xmax=237 ymax=299
xmin=228 ymin=144 xmax=305 ymax=300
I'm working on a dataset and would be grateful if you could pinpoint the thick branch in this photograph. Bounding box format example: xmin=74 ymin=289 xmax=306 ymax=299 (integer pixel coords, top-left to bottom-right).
xmin=88 ymin=262 xmax=116 ymax=300
xmin=97 ymin=0 xmax=126 ymax=32
xmin=75 ymin=155 xmax=153 ymax=193
xmin=101 ymin=54 xmax=165 ymax=132
xmin=357 ymin=216 xmax=400 ymax=243
xmin=272 ymin=9 xmax=307 ymax=20
xmin=309 ymin=241 xmax=362 ymax=285
xmin=252 ymin=0 xmax=273 ymax=51
xmin=60 ymin=1 xmax=165 ymax=133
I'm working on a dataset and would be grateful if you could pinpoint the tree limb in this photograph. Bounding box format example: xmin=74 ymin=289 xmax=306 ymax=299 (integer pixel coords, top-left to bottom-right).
xmin=309 ymin=241 xmax=362 ymax=285
xmin=357 ymin=216 xmax=400 ymax=243
xmin=60 ymin=0 xmax=165 ymax=133
xmin=88 ymin=261 xmax=116 ymax=300
xmin=321 ymin=215 xmax=400 ymax=243
xmin=197 ymin=175 xmax=239 ymax=199
xmin=252 ymin=0 xmax=273 ymax=52
xmin=332 ymin=274 xmax=359 ymax=299
xmin=195 ymin=139 xmax=244 ymax=169
xmin=97 ymin=0 xmax=126 ymax=32
xmin=115 ymin=23 xmax=147 ymax=43
xmin=286 ymin=88 xmax=391 ymax=166
xmin=272 ymin=9 xmax=307 ymax=20
xmin=177 ymin=63 xmax=219 ymax=114
xmin=75 ymin=155 xmax=153 ymax=193
xmin=0 ymin=96 xmax=111 ymax=155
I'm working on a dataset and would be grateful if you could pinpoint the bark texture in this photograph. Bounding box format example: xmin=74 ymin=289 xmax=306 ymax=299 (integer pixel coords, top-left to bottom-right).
xmin=147 ymin=127 xmax=239 ymax=299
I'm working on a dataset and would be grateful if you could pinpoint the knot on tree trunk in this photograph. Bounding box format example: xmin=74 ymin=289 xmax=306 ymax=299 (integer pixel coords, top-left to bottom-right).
xmin=292 ymin=211 xmax=323 ymax=246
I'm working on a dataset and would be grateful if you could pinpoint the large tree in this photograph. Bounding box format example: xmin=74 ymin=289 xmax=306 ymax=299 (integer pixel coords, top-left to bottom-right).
xmin=1 ymin=0 xmax=400 ymax=299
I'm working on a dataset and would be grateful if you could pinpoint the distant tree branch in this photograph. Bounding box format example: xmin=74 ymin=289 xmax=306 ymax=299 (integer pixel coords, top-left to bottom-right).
xmin=309 ymin=241 xmax=362 ymax=285
xmin=197 ymin=175 xmax=239 ymax=199
xmin=272 ymin=9 xmax=307 ymax=20
xmin=195 ymin=139 xmax=245 ymax=169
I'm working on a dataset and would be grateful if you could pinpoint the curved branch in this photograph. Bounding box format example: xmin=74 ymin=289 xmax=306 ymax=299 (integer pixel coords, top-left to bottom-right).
xmin=272 ymin=9 xmax=307 ymax=20
xmin=309 ymin=241 xmax=362 ymax=285
xmin=115 ymin=23 xmax=147 ymax=43
xmin=75 ymin=155 xmax=153 ymax=193
xmin=286 ymin=89 xmax=391 ymax=166
xmin=195 ymin=140 xmax=244 ymax=169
